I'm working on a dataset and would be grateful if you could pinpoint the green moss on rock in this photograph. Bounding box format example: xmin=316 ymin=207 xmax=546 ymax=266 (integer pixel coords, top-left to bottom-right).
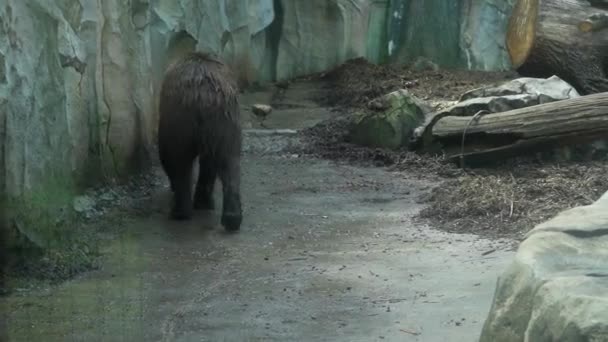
xmin=3 ymin=175 xmax=99 ymax=282
xmin=348 ymin=89 xmax=428 ymax=149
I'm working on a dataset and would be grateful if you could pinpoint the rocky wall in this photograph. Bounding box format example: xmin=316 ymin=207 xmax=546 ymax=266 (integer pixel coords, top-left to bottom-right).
xmin=387 ymin=0 xmax=515 ymax=70
xmin=274 ymin=0 xmax=389 ymax=79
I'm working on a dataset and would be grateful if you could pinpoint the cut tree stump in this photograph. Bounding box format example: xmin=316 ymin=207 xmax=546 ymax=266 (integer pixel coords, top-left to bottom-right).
xmin=425 ymin=92 xmax=608 ymax=166
xmin=578 ymin=13 xmax=608 ymax=32
xmin=507 ymin=0 xmax=608 ymax=94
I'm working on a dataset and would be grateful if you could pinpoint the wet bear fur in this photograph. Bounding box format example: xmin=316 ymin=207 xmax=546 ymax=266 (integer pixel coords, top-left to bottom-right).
xmin=157 ymin=52 xmax=242 ymax=232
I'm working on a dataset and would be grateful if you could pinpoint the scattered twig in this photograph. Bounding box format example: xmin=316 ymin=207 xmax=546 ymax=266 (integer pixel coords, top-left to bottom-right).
xmin=509 ymin=172 xmax=516 ymax=217
xmin=482 ymin=249 xmax=496 ymax=256
xmin=287 ymin=257 xmax=308 ymax=261
xmin=371 ymin=298 xmax=408 ymax=304
xmin=462 ymin=256 xmax=499 ymax=263
xmin=400 ymin=329 xmax=420 ymax=336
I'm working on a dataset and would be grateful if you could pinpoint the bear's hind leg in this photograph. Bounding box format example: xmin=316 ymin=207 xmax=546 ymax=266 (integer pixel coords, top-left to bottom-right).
xmin=170 ymin=160 xmax=195 ymax=220
xmin=219 ymin=156 xmax=242 ymax=232
xmin=193 ymin=154 xmax=216 ymax=210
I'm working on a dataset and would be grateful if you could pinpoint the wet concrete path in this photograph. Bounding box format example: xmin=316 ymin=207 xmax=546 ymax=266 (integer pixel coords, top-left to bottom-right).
xmin=2 ymin=82 xmax=515 ymax=342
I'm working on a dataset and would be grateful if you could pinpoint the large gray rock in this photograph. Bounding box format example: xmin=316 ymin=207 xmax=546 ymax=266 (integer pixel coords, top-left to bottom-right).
xmin=479 ymin=193 xmax=608 ymax=342
xmin=460 ymin=75 xmax=580 ymax=102
xmin=444 ymin=76 xmax=580 ymax=116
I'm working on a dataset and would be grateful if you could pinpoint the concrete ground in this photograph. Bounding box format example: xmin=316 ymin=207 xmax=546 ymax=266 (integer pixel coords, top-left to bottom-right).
xmin=1 ymin=82 xmax=515 ymax=342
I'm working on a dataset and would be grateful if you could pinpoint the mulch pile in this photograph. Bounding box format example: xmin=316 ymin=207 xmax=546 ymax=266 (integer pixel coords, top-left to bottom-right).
xmin=298 ymin=58 xmax=608 ymax=240
xmin=296 ymin=112 xmax=452 ymax=175
xmin=416 ymin=160 xmax=608 ymax=239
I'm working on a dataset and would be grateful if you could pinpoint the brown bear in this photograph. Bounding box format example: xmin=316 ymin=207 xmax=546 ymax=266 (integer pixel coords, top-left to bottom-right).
xmin=157 ymin=52 xmax=242 ymax=232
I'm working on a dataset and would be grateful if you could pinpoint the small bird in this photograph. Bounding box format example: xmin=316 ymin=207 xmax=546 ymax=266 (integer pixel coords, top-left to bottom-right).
xmin=251 ymin=104 xmax=273 ymax=128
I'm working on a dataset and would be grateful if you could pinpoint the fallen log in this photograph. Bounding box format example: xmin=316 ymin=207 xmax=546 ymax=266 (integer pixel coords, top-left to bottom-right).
xmin=426 ymin=92 xmax=608 ymax=166
xmin=507 ymin=0 xmax=608 ymax=94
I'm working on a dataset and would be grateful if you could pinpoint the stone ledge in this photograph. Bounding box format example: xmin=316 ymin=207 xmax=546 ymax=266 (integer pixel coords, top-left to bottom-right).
xmin=479 ymin=193 xmax=608 ymax=342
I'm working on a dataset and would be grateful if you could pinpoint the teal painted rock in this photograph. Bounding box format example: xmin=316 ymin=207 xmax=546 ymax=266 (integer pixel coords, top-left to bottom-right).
xmin=387 ymin=0 xmax=514 ymax=71
xmin=348 ymin=89 xmax=429 ymax=150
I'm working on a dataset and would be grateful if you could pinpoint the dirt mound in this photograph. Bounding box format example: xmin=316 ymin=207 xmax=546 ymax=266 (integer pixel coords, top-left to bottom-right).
xmin=316 ymin=58 xmax=517 ymax=109
xmin=317 ymin=58 xmax=405 ymax=107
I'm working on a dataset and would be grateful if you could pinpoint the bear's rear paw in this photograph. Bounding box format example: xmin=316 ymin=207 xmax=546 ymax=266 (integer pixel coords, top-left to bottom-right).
xmin=170 ymin=208 xmax=193 ymax=220
xmin=221 ymin=213 xmax=242 ymax=232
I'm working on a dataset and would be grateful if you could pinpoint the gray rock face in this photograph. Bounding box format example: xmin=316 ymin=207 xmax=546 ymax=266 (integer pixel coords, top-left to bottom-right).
xmin=275 ymin=1 xmax=388 ymax=78
xmin=460 ymin=0 xmax=516 ymax=71
xmin=387 ymin=0 xmax=515 ymax=70
xmin=479 ymin=192 xmax=608 ymax=342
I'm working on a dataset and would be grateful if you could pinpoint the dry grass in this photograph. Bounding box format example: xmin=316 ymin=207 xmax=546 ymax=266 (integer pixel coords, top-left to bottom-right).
xmin=416 ymin=161 xmax=608 ymax=239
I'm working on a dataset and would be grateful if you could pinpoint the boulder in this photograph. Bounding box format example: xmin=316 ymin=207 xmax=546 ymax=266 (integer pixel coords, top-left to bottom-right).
xmin=348 ymin=89 xmax=429 ymax=149
xmin=479 ymin=192 xmax=608 ymax=342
